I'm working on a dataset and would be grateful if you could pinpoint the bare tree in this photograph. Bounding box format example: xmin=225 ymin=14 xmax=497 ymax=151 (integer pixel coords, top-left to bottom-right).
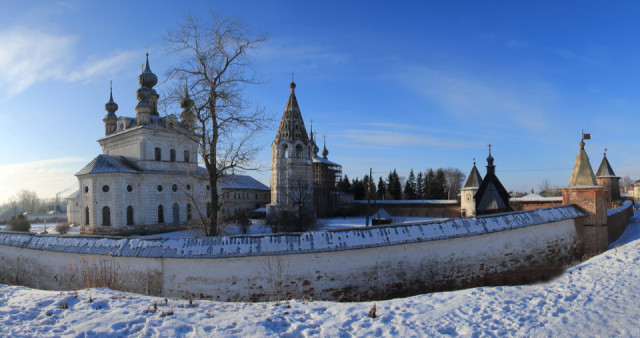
xmin=620 ymin=175 xmax=633 ymax=190
xmin=443 ymin=168 xmax=465 ymax=200
xmin=164 ymin=13 xmax=270 ymax=236
xmin=539 ymin=178 xmax=552 ymax=197
xmin=16 ymin=190 xmax=40 ymax=214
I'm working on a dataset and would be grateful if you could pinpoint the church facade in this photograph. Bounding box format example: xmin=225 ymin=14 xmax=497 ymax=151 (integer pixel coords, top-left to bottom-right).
xmin=69 ymin=54 xmax=210 ymax=234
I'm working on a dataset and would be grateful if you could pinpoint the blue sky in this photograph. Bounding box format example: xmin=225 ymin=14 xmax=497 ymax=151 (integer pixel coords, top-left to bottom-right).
xmin=1 ymin=1 xmax=639 ymax=202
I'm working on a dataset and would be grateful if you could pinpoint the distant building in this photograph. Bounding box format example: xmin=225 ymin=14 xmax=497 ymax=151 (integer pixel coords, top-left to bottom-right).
xmin=595 ymin=150 xmax=621 ymax=206
xmin=219 ymin=175 xmax=270 ymax=217
xmin=68 ymin=54 xmax=209 ymax=234
xmin=460 ymin=148 xmax=512 ymax=217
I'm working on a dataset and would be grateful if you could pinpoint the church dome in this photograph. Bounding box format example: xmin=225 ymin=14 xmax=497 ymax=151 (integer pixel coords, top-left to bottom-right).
xmin=104 ymin=83 xmax=118 ymax=116
xmin=138 ymin=53 xmax=158 ymax=88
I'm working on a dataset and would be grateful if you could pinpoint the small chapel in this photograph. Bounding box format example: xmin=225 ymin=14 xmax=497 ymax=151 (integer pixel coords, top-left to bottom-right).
xmin=67 ymin=54 xmax=210 ymax=234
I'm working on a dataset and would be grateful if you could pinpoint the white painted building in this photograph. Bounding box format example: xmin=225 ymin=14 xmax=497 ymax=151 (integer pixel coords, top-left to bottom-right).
xmin=68 ymin=54 xmax=210 ymax=234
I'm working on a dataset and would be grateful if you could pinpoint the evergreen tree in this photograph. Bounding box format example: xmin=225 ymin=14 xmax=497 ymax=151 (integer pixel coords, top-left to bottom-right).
xmin=424 ymin=168 xmax=438 ymax=200
xmin=8 ymin=214 xmax=30 ymax=232
xmin=337 ymin=175 xmax=352 ymax=193
xmin=435 ymin=168 xmax=448 ymax=199
xmin=416 ymin=172 xmax=424 ymax=199
xmin=351 ymin=177 xmax=366 ymax=200
xmin=403 ymin=169 xmax=417 ymax=200
xmin=377 ymin=176 xmax=386 ymax=200
xmin=388 ymin=169 xmax=402 ymax=200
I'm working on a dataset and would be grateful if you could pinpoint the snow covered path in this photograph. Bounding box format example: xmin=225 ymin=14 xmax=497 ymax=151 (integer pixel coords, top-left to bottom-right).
xmin=2 ymin=214 xmax=640 ymax=336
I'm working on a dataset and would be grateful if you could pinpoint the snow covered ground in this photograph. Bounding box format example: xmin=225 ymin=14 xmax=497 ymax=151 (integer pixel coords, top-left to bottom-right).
xmin=1 ymin=213 xmax=640 ymax=336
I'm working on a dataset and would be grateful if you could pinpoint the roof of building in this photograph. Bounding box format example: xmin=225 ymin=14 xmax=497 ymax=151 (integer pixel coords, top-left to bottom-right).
xmin=220 ymin=175 xmax=270 ymax=191
xmin=76 ymin=155 xmax=140 ymax=176
xmin=510 ymin=193 xmax=563 ymax=202
xmin=65 ymin=190 xmax=80 ymax=199
xmin=595 ymin=152 xmax=617 ymax=178
xmin=568 ymin=140 xmax=597 ymax=186
xmin=475 ymin=151 xmax=512 ymax=212
xmin=463 ymin=161 xmax=483 ymax=188
xmin=274 ymin=81 xmax=309 ymax=144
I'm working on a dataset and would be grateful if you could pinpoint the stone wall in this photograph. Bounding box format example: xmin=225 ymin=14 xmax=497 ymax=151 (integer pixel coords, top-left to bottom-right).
xmin=606 ymin=201 xmax=634 ymax=244
xmin=0 ymin=206 xmax=589 ymax=301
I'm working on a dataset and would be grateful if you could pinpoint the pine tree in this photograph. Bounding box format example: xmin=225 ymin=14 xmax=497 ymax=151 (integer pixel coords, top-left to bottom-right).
xmin=403 ymin=169 xmax=417 ymax=200
xmin=337 ymin=175 xmax=352 ymax=193
xmin=363 ymin=174 xmax=376 ymax=199
xmin=416 ymin=172 xmax=424 ymax=199
xmin=425 ymin=169 xmax=436 ymax=199
xmin=435 ymin=168 xmax=448 ymax=199
xmin=351 ymin=178 xmax=366 ymax=200
xmin=388 ymin=169 xmax=402 ymax=200
xmin=377 ymin=176 xmax=386 ymax=200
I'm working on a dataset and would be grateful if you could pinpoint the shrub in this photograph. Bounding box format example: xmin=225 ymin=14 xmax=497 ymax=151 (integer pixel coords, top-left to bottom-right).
xmin=8 ymin=214 xmax=30 ymax=232
xmin=56 ymin=223 xmax=70 ymax=235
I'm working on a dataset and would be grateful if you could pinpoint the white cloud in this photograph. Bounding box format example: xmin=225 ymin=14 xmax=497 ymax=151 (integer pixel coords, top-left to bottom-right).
xmin=0 ymin=25 xmax=138 ymax=98
xmin=253 ymin=36 xmax=350 ymax=66
xmin=337 ymin=129 xmax=476 ymax=149
xmin=0 ymin=157 xmax=88 ymax=202
xmin=392 ymin=66 xmax=556 ymax=132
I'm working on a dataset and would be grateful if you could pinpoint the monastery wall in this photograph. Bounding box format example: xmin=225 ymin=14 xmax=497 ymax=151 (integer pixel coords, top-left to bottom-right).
xmin=0 ymin=206 xmax=594 ymax=301
xmin=606 ymin=200 xmax=634 ymax=244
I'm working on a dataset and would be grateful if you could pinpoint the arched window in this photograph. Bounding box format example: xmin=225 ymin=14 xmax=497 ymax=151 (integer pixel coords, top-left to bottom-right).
xmin=170 ymin=149 xmax=176 ymax=162
xmin=158 ymin=205 xmax=164 ymax=223
xmin=102 ymin=206 xmax=111 ymax=226
xmin=187 ymin=203 xmax=192 ymax=220
xmin=172 ymin=203 xmax=180 ymax=227
xmin=126 ymin=206 xmax=134 ymax=225
xmin=296 ymin=144 xmax=303 ymax=158
xmin=184 ymin=150 xmax=190 ymax=163
xmin=282 ymin=144 xmax=289 ymax=158
xmin=84 ymin=207 xmax=89 ymax=225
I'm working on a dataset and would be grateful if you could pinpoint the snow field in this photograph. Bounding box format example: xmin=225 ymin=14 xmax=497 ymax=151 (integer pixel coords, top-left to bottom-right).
xmin=1 ymin=213 xmax=640 ymax=336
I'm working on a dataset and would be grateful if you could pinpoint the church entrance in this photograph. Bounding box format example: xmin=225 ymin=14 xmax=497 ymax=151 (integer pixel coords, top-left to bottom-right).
xmin=172 ymin=203 xmax=180 ymax=227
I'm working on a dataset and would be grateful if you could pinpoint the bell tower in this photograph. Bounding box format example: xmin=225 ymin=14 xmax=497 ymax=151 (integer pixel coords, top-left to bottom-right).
xmin=267 ymin=80 xmax=314 ymax=220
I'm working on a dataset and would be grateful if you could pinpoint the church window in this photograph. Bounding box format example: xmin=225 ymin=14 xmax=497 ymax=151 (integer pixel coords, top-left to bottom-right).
xmin=184 ymin=150 xmax=190 ymax=163
xmin=127 ymin=185 xmax=132 ymax=192
xmin=296 ymin=144 xmax=303 ymax=158
xmin=186 ymin=184 xmax=191 ymax=191
xmin=283 ymin=144 xmax=289 ymax=158
xmin=155 ymin=147 xmax=161 ymax=161
xmin=172 ymin=184 xmax=178 ymax=192
xmin=206 ymin=185 xmax=210 ymax=191
xmin=119 ymin=123 xmax=124 ymax=131
xmin=126 ymin=206 xmax=134 ymax=225
xmin=157 ymin=185 xmax=163 ymax=192
xmin=170 ymin=149 xmax=176 ymax=162
xmin=187 ymin=204 xmax=192 ymax=220
xmin=102 ymin=185 xmax=109 ymax=192
xmin=84 ymin=186 xmax=89 ymax=193
xmin=84 ymin=207 xmax=89 ymax=225
xmin=255 ymin=193 xmax=258 ymax=199
xmin=158 ymin=205 xmax=164 ymax=223
xmin=102 ymin=206 xmax=111 ymax=226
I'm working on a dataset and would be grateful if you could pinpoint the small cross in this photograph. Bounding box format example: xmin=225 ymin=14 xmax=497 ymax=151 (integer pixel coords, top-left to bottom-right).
xmin=604 ymin=148 xmax=608 ymax=156
xmin=290 ymin=72 xmax=295 ymax=82
xmin=488 ymin=144 xmax=492 ymax=156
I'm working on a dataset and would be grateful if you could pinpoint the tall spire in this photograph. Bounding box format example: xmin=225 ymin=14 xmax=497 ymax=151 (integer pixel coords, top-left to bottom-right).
xmin=568 ymin=136 xmax=597 ymax=186
xmin=463 ymin=159 xmax=483 ymax=188
xmin=595 ymin=148 xmax=617 ymax=177
xmin=274 ymin=80 xmax=309 ymax=143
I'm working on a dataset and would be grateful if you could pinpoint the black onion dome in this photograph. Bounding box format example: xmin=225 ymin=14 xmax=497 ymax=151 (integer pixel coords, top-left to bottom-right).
xmin=104 ymin=85 xmax=118 ymax=115
xmin=138 ymin=53 xmax=158 ymax=88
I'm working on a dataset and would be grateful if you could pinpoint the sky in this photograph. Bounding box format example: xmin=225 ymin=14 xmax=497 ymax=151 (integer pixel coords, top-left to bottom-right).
xmin=1 ymin=0 xmax=640 ymax=203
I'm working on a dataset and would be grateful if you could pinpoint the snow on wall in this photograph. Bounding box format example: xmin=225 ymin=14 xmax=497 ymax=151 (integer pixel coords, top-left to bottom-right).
xmin=0 ymin=206 xmax=591 ymax=301
xmin=0 ymin=206 xmax=585 ymax=258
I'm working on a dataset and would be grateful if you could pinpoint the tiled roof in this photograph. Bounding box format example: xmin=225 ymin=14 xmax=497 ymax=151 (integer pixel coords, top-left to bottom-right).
xmin=75 ymin=155 xmax=140 ymax=176
xmin=220 ymin=175 xmax=269 ymax=191
xmin=595 ymin=154 xmax=617 ymax=177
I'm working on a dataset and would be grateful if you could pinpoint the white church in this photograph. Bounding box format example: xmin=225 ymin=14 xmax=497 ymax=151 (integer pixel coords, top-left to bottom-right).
xmin=67 ymin=54 xmax=210 ymax=234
